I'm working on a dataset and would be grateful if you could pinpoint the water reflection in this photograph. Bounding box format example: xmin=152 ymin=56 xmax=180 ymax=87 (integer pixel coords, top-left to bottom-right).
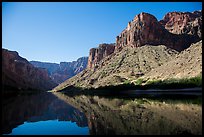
xmin=2 ymin=92 xmax=88 ymax=135
xmin=53 ymin=92 xmax=202 ymax=135
xmin=2 ymin=91 xmax=201 ymax=135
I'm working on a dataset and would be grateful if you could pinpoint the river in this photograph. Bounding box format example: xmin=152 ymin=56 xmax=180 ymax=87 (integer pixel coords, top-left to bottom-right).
xmin=2 ymin=90 xmax=202 ymax=135
xmin=2 ymin=92 xmax=88 ymax=135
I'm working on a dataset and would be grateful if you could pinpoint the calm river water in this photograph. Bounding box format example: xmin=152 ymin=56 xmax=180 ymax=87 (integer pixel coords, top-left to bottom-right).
xmin=2 ymin=90 xmax=202 ymax=135
xmin=2 ymin=92 xmax=88 ymax=135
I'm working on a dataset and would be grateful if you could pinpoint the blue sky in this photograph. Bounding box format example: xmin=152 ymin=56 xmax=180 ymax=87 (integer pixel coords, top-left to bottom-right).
xmin=2 ymin=2 xmax=202 ymax=63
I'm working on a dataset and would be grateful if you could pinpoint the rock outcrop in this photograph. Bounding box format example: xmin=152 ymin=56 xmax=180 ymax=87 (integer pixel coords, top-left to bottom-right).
xmin=30 ymin=57 xmax=88 ymax=84
xmin=87 ymin=11 xmax=201 ymax=70
xmin=159 ymin=10 xmax=202 ymax=38
xmin=87 ymin=43 xmax=115 ymax=69
xmin=2 ymin=48 xmax=57 ymax=92
xmin=115 ymin=12 xmax=200 ymax=52
xmin=53 ymin=10 xmax=202 ymax=91
xmin=53 ymin=45 xmax=179 ymax=90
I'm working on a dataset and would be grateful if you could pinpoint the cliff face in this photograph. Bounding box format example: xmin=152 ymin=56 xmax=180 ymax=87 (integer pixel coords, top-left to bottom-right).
xmin=53 ymin=10 xmax=202 ymax=91
xmin=30 ymin=57 xmax=88 ymax=84
xmin=87 ymin=11 xmax=201 ymax=70
xmin=87 ymin=43 xmax=115 ymax=69
xmin=159 ymin=10 xmax=202 ymax=38
xmin=2 ymin=49 xmax=57 ymax=92
xmin=115 ymin=12 xmax=200 ymax=52
xmin=53 ymin=45 xmax=179 ymax=90
xmin=70 ymin=57 xmax=88 ymax=74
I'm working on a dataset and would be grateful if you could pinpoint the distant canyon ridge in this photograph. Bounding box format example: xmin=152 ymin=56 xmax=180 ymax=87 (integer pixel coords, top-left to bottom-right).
xmin=30 ymin=57 xmax=88 ymax=84
xmin=2 ymin=48 xmax=88 ymax=92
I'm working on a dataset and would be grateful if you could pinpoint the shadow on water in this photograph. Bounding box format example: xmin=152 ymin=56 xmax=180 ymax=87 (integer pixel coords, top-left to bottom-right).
xmin=2 ymin=88 xmax=202 ymax=135
xmin=53 ymin=88 xmax=202 ymax=135
xmin=2 ymin=92 xmax=88 ymax=134
xmin=58 ymin=85 xmax=202 ymax=104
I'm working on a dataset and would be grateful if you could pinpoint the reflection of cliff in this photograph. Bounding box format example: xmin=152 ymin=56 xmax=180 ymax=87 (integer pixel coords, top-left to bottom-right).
xmin=2 ymin=92 xmax=87 ymax=134
xmin=53 ymin=92 xmax=202 ymax=135
xmin=28 ymin=96 xmax=88 ymax=127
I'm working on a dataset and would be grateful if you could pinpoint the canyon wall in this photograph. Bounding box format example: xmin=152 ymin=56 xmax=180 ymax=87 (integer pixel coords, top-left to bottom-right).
xmin=30 ymin=57 xmax=88 ymax=84
xmin=2 ymin=49 xmax=57 ymax=92
xmin=87 ymin=43 xmax=115 ymax=69
xmin=159 ymin=10 xmax=202 ymax=38
xmin=115 ymin=12 xmax=201 ymax=52
xmin=87 ymin=11 xmax=202 ymax=69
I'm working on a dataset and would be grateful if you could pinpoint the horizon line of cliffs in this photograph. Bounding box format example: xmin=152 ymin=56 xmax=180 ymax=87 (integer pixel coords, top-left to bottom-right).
xmin=87 ymin=10 xmax=202 ymax=69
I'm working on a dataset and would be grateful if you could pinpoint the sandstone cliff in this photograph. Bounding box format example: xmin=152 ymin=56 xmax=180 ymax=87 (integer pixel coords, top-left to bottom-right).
xmin=87 ymin=11 xmax=201 ymax=70
xmin=159 ymin=10 xmax=202 ymax=38
xmin=87 ymin=43 xmax=115 ymax=69
xmin=115 ymin=12 xmax=200 ymax=52
xmin=2 ymin=49 xmax=57 ymax=92
xmin=30 ymin=57 xmax=88 ymax=84
xmin=53 ymin=40 xmax=202 ymax=91
xmin=53 ymin=45 xmax=178 ymax=90
xmin=52 ymin=10 xmax=202 ymax=91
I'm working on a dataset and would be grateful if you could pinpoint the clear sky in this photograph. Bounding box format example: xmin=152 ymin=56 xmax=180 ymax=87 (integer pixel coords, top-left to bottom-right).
xmin=2 ymin=2 xmax=202 ymax=63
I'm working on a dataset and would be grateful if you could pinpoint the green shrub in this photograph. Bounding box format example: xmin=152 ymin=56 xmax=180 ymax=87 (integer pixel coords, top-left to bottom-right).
xmin=124 ymin=80 xmax=131 ymax=85
xmin=145 ymin=75 xmax=202 ymax=89
xmin=110 ymin=63 xmax=117 ymax=68
xmin=146 ymin=79 xmax=162 ymax=85
xmin=100 ymin=71 xmax=106 ymax=78
xmin=135 ymin=78 xmax=144 ymax=85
